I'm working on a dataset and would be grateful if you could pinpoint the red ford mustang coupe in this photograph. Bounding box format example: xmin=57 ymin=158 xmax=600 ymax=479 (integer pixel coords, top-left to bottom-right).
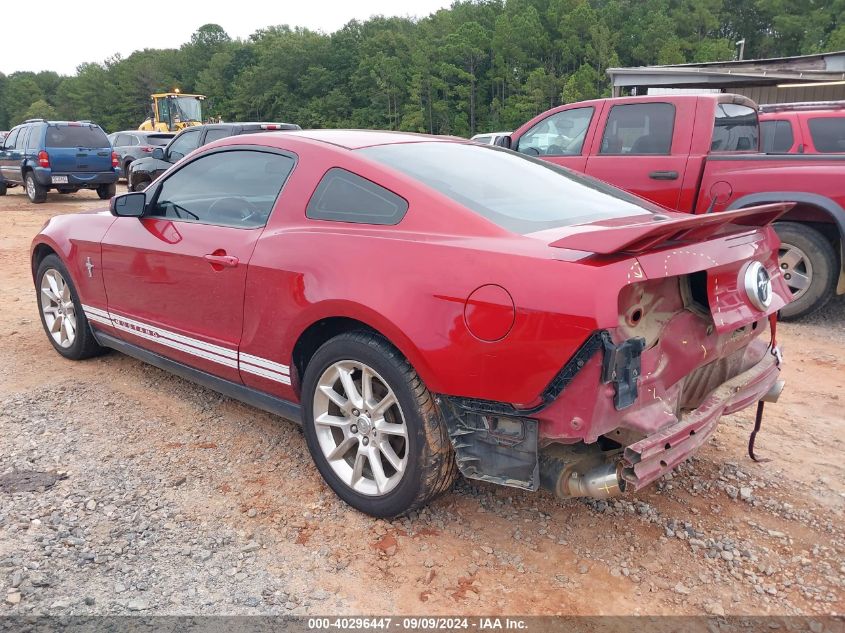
xmin=31 ymin=130 xmax=790 ymax=517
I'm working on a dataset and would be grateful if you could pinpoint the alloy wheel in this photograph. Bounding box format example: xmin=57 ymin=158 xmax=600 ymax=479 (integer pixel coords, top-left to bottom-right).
xmin=40 ymin=269 xmax=77 ymax=348
xmin=778 ymin=243 xmax=812 ymax=300
xmin=312 ymin=360 xmax=408 ymax=496
xmin=26 ymin=176 xmax=36 ymax=200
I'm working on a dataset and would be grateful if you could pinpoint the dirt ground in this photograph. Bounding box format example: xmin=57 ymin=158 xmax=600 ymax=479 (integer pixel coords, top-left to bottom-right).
xmin=0 ymin=186 xmax=843 ymax=617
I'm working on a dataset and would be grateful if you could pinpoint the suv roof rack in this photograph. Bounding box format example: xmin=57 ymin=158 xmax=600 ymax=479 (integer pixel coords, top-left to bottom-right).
xmin=759 ymin=101 xmax=845 ymax=113
xmin=24 ymin=118 xmax=47 ymax=123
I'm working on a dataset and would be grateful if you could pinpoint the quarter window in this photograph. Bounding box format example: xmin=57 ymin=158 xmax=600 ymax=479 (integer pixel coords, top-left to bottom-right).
xmin=518 ymin=107 xmax=594 ymax=156
xmin=167 ymin=129 xmax=201 ymax=161
xmin=808 ymin=117 xmax=845 ymax=152
xmin=760 ymin=120 xmax=794 ymax=153
xmin=26 ymin=125 xmax=41 ymax=151
xmin=306 ymin=168 xmax=408 ymax=225
xmin=204 ymin=128 xmax=233 ymax=144
xmin=600 ymin=103 xmax=675 ymax=155
xmin=148 ymin=150 xmax=295 ymax=228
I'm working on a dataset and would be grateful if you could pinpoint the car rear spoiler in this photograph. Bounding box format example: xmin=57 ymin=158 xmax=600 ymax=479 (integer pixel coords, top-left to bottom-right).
xmin=548 ymin=203 xmax=792 ymax=255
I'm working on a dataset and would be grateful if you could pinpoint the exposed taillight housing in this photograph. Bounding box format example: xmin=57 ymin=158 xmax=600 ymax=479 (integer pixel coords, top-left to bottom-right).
xmin=38 ymin=151 xmax=50 ymax=168
xmin=140 ymin=146 xmax=153 ymax=153
xmin=112 ymin=152 xmax=119 ymax=168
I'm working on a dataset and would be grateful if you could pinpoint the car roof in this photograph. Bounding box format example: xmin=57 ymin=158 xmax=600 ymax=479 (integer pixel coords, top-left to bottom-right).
xmin=280 ymin=129 xmax=464 ymax=149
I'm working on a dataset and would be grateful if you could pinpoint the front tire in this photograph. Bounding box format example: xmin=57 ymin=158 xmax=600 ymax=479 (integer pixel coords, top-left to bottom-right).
xmin=96 ymin=183 xmax=116 ymax=200
xmin=0 ymin=181 xmax=7 ymax=196
xmin=775 ymin=222 xmax=837 ymax=320
xmin=302 ymin=332 xmax=457 ymax=518
xmin=25 ymin=172 xmax=47 ymax=203
xmin=35 ymin=254 xmax=105 ymax=360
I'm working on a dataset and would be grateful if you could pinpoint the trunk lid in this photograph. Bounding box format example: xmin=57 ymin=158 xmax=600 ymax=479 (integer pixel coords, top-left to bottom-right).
xmin=538 ymin=203 xmax=794 ymax=333
xmin=46 ymin=123 xmax=113 ymax=173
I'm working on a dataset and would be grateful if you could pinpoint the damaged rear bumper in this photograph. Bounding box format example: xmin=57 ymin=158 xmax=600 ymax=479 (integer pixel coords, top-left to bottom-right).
xmin=621 ymin=350 xmax=781 ymax=491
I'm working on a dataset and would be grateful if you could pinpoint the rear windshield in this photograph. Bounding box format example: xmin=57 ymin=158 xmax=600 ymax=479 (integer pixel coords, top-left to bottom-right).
xmin=46 ymin=125 xmax=109 ymax=148
xmin=145 ymin=135 xmax=172 ymax=146
xmin=359 ymin=143 xmax=656 ymax=234
xmin=808 ymin=117 xmax=845 ymax=152
xmin=711 ymin=103 xmax=759 ymax=152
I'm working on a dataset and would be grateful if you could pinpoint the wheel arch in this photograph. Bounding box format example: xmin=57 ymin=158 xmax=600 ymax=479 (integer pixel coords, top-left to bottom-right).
xmin=289 ymin=310 xmax=436 ymax=397
xmin=30 ymin=240 xmax=60 ymax=283
xmin=727 ymin=192 xmax=845 ymax=295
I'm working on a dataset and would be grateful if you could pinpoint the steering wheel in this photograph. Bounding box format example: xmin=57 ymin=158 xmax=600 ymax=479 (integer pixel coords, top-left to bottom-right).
xmin=207 ymin=197 xmax=261 ymax=224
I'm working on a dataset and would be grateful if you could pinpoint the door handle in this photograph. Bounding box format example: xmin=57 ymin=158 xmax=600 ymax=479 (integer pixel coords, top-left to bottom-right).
xmin=204 ymin=253 xmax=239 ymax=268
xmin=649 ymin=170 xmax=679 ymax=180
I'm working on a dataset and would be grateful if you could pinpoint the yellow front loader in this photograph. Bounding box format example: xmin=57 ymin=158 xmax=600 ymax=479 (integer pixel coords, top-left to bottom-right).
xmin=139 ymin=92 xmax=206 ymax=132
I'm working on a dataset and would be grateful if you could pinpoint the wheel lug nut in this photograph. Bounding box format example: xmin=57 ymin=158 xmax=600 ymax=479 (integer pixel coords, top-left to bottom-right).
xmin=350 ymin=425 xmax=358 ymax=434
xmin=362 ymin=437 xmax=369 ymax=446
xmin=352 ymin=409 xmax=359 ymax=416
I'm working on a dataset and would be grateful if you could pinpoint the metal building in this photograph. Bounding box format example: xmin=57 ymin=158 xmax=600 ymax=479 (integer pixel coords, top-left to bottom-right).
xmin=607 ymin=50 xmax=845 ymax=105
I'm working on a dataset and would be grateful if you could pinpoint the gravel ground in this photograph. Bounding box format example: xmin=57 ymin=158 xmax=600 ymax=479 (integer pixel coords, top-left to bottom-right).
xmin=0 ymin=188 xmax=843 ymax=617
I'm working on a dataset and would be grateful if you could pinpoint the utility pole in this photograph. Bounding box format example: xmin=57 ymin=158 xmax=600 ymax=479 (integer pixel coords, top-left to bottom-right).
xmin=736 ymin=38 xmax=746 ymax=61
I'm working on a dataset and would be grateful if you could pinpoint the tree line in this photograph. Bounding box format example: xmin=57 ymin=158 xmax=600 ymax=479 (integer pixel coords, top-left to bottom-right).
xmin=1 ymin=0 xmax=843 ymax=136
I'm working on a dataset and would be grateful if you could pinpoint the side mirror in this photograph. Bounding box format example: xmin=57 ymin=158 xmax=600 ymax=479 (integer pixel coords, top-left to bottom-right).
xmin=110 ymin=192 xmax=146 ymax=218
xmin=152 ymin=147 xmax=165 ymax=160
xmin=495 ymin=135 xmax=512 ymax=150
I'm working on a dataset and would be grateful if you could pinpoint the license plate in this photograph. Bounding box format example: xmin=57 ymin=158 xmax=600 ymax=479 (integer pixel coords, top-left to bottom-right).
xmin=51 ymin=176 xmax=68 ymax=184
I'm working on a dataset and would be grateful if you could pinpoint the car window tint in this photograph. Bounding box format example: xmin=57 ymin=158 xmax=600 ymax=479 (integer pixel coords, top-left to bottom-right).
xmin=167 ymin=129 xmax=201 ymax=161
xmin=518 ymin=107 xmax=594 ymax=156
xmin=808 ymin=117 xmax=845 ymax=152
xmin=711 ymin=103 xmax=758 ymax=152
xmin=149 ymin=150 xmax=294 ymax=228
xmin=26 ymin=126 xmax=41 ymax=151
xmin=760 ymin=120 xmax=794 ymax=152
xmin=360 ymin=142 xmax=656 ymax=234
xmin=600 ymin=103 xmax=675 ymax=155
xmin=473 ymin=136 xmax=491 ymax=144
xmin=114 ymin=134 xmax=128 ymax=147
xmin=46 ymin=125 xmax=109 ymax=148
xmin=306 ymin=168 xmax=408 ymax=225
xmin=146 ymin=134 xmax=172 ymax=147
xmin=203 ymin=128 xmax=232 ymax=144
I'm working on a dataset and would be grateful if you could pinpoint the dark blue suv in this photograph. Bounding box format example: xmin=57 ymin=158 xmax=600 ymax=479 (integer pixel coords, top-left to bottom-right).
xmin=0 ymin=119 xmax=117 ymax=203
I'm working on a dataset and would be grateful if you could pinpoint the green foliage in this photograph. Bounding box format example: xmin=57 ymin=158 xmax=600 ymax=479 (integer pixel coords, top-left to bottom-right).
xmin=0 ymin=5 xmax=842 ymax=135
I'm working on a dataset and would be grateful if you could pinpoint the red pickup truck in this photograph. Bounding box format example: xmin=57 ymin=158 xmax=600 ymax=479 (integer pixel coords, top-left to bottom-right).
xmin=497 ymin=94 xmax=845 ymax=319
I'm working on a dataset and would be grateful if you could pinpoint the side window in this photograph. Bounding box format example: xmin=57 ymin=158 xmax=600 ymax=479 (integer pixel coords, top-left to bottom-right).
xmin=3 ymin=128 xmax=19 ymax=149
xmin=711 ymin=103 xmax=759 ymax=152
xmin=518 ymin=107 xmax=594 ymax=156
xmin=167 ymin=129 xmax=201 ymax=161
xmin=27 ymin=125 xmax=41 ymax=151
xmin=129 ymin=134 xmax=141 ymax=146
xmin=16 ymin=127 xmax=30 ymax=151
xmin=807 ymin=117 xmax=845 ymax=153
xmin=114 ymin=134 xmax=128 ymax=147
xmin=306 ymin=168 xmax=408 ymax=225
xmin=760 ymin=120 xmax=794 ymax=153
xmin=600 ymin=103 xmax=675 ymax=155
xmin=203 ymin=128 xmax=232 ymax=144
xmin=149 ymin=150 xmax=294 ymax=228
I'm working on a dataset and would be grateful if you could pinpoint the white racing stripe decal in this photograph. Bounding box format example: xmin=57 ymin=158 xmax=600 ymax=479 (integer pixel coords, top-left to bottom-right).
xmin=80 ymin=303 xmax=291 ymax=385
xmin=239 ymin=352 xmax=290 ymax=375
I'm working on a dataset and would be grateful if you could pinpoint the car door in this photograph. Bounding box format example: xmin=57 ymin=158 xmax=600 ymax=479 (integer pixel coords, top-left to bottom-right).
xmin=514 ymin=106 xmax=600 ymax=172
xmin=585 ymin=101 xmax=691 ymax=210
xmin=0 ymin=127 xmax=22 ymax=183
xmin=100 ymin=147 xmax=296 ymax=382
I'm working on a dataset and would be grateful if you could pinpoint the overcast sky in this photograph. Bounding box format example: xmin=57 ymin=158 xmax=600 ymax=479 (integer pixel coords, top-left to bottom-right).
xmin=1 ymin=0 xmax=453 ymax=76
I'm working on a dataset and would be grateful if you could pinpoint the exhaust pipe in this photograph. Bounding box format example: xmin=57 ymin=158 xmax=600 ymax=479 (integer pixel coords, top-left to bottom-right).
xmin=565 ymin=462 xmax=626 ymax=499
xmin=539 ymin=451 xmax=626 ymax=500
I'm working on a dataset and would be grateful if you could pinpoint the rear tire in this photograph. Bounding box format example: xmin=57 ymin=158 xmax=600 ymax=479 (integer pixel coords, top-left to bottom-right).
xmin=96 ymin=183 xmax=116 ymax=200
xmin=775 ymin=222 xmax=837 ymax=320
xmin=123 ymin=161 xmax=132 ymax=182
xmin=25 ymin=172 xmax=47 ymax=203
xmin=130 ymin=176 xmax=150 ymax=192
xmin=35 ymin=254 xmax=106 ymax=360
xmin=302 ymin=331 xmax=457 ymax=518
xmin=0 ymin=182 xmax=6 ymax=196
